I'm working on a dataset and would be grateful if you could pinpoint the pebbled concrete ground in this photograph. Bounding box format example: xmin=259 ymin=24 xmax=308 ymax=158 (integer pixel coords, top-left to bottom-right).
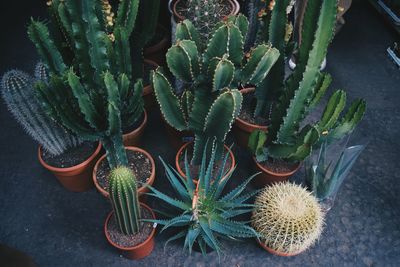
xmin=0 ymin=1 xmax=399 ymax=266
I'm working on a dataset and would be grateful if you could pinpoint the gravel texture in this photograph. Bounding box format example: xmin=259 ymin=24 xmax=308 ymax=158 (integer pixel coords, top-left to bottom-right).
xmin=0 ymin=1 xmax=399 ymax=266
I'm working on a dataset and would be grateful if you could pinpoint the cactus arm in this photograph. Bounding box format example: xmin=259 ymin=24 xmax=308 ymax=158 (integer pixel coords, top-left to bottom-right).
xmin=227 ymin=24 xmax=245 ymax=66
xmin=166 ymin=42 xmax=195 ymax=83
xmin=326 ymin=99 xmax=366 ymax=142
xmin=308 ymin=72 xmax=332 ymax=110
xmin=204 ymin=24 xmax=229 ymax=64
xmin=176 ymin=20 xmax=201 ymax=49
xmin=151 ymin=69 xmax=187 ymax=131
xmin=181 ymin=91 xmax=194 ymax=122
xmin=115 ymin=0 xmax=139 ymax=36
xmin=239 ymin=44 xmax=280 ymax=86
xmin=231 ymin=14 xmax=250 ymax=42
xmin=27 ymin=20 xmax=66 ymax=75
xmin=248 ymin=130 xmax=268 ymax=162
xmin=267 ymin=126 xmax=320 ymax=162
xmin=113 ymin=27 xmax=132 ymax=78
xmin=316 ymin=90 xmax=346 ymax=132
xmin=211 ymin=57 xmax=235 ymax=92
xmin=188 ymin=88 xmax=215 ymax=135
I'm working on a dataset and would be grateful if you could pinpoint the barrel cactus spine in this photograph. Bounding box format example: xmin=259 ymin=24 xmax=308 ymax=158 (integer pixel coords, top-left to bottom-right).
xmin=109 ymin=166 xmax=141 ymax=235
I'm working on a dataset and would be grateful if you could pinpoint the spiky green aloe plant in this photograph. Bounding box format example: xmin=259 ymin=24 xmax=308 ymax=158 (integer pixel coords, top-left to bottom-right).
xmin=305 ymin=140 xmax=365 ymax=201
xmin=109 ymin=166 xmax=141 ymax=235
xmin=31 ymin=0 xmax=144 ymax=169
xmin=147 ymin=141 xmax=259 ymax=256
xmin=1 ymin=62 xmax=81 ymax=156
xmin=152 ymin=15 xmax=280 ymax=164
xmin=248 ymin=0 xmax=366 ymax=162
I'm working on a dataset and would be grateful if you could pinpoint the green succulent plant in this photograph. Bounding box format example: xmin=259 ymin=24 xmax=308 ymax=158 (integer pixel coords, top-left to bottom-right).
xmin=109 ymin=166 xmax=141 ymax=235
xmin=152 ymin=14 xmax=280 ymax=164
xmin=147 ymin=141 xmax=259 ymax=256
xmin=30 ymin=0 xmax=144 ymax=169
xmin=248 ymin=0 xmax=366 ymax=163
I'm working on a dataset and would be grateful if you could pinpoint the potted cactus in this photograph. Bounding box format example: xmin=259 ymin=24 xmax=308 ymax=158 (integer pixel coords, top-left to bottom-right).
xmin=252 ymin=182 xmax=324 ymax=256
xmin=305 ymin=139 xmax=365 ymax=211
xmin=104 ymin=166 xmax=156 ymax=259
xmin=151 ymin=15 xmax=280 ymax=180
xmin=29 ymin=0 xmax=156 ymax=196
xmin=147 ymin=141 xmax=259 ymax=256
xmin=1 ymin=63 xmax=101 ymax=192
xmin=241 ymin=0 xmax=366 ymax=186
xmin=40 ymin=0 xmax=151 ymax=144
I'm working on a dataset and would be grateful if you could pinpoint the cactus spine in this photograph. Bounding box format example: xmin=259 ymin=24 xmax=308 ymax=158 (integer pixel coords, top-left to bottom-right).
xmin=31 ymin=0 xmax=144 ymax=169
xmin=152 ymin=15 xmax=280 ymax=164
xmin=1 ymin=63 xmax=81 ymax=156
xmin=248 ymin=0 xmax=366 ymax=163
xmin=109 ymin=166 xmax=140 ymax=235
xmin=252 ymin=182 xmax=324 ymax=255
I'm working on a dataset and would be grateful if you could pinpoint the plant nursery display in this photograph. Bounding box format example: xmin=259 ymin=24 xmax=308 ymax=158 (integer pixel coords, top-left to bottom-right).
xmin=104 ymin=166 xmax=156 ymax=259
xmin=242 ymin=0 xmax=366 ymax=185
xmin=152 ymin=14 xmax=280 ymax=172
xmin=147 ymin=142 xmax=259 ymax=256
xmin=252 ymin=182 xmax=324 ymax=256
xmin=305 ymin=139 xmax=365 ymax=211
xmin=28 ymin=0 xmax=156 ymax=193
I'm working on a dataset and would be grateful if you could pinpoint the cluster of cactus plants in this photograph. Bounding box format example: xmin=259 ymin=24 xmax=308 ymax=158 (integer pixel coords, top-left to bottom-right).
xmin=1 ymin=63 xmax=81 ymax=156
xmin=248 ymin=0 xmax=366 ymax=163
xmin=152 ymin=15 xmax=280 ymax=164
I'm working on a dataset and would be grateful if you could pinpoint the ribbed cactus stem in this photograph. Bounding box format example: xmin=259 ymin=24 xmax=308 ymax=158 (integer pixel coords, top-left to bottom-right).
xmin=1 ymin=64 xmax=81 ymax=156
xmin=252 ymin=183 xmax=324 ymax=254
xmin=109 ymin=166 xmax=141 ymax=235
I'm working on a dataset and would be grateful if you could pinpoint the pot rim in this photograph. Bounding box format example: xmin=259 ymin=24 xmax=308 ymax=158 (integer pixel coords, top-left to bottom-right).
xmin=38 ymin=142 xmax=102 ymax=172
xmin=92 ymin=146 xmax=156 ymax=197
xmin=104 ymin=203 xmax=157 ymax=251
xmin=172 ymin=0 xmax=238 ymax=22
xmin=175 ymin=141 xmax=236 ymax=180
xmin=123 ymin=109 xmax=148 ymax=137
xmin=257 ymin=239 xmax=303 ymax=257
xmin=253 ymin=157 xmax=301 ymax=177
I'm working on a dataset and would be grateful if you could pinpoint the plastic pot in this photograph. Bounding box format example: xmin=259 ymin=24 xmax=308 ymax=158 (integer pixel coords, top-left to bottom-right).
xmin=123 ymin=110 xmax=147 ymax=147
xmin=253 ymin=157 xmax=301 ymax=187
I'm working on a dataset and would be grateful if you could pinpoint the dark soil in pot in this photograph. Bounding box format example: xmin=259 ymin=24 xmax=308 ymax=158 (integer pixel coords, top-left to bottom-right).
xmin=96 ymin=150 xmax=152 ymax=192
xmin=178 ymin=144 xmax=233 ymax=180
xmin=238 ymin=91 xmax=269 ymax=126
xmin=106 ymin=208 xmax=154 ymax=248
xmin=258 ymin=159 xmax=299 ymax=173
xmin=122 ymin=112 xmax=145 ymax=135
xmin=41 ymin=141 xmax=97 ymax=168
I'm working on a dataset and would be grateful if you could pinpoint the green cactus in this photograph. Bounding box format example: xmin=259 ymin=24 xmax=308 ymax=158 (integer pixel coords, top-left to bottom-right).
xmin=30 ymin=0 xmax=144 ymax=169
xmin=248 ymin=0 xmax=366 ymax=163
xmin=147 ymin=141 xmax=259 ymax=256
xmin=109 ymin=166 xmax=141 ymax=235
xmin=152 ymin=15 xmax=280 ymax=164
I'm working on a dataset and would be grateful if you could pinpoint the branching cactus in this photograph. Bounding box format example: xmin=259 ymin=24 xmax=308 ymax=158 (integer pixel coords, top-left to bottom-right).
xmin=109 ymin=166 xmax=141 ymax=235
xmin=28 ymin=0 xmax=144 ymax=130
xmin=248 ymin=0 xmax=366 ymax=163
xmin=30 ymin=0 xmax=143 ymax=169
xmin=152 ymin=15 xmax=280 ymax=164
xmin=1 ymin=63 xmax=81 ymax=156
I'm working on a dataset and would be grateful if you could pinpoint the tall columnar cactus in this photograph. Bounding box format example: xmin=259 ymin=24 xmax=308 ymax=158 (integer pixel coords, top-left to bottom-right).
xmin=152 ymin=15 xmax=280 ymax=164
xmin=31 ymin=0 xmax=144 ymax=169
xmin=1 ymin=63 xmax=81 ymax=156
xmin=252 ymin=182 xmax=324 ymax=255
xmin=109 ymin=166 xmax=140 ymax=235
xmin=28 ymin=0 xmax=144 ymax=131
xmin=248 ymin=0 xmax=366 ymax=163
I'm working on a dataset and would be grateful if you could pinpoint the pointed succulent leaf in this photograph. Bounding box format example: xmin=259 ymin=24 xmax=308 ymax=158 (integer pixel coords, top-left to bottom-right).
xmin=166 ymin=41 xmax=195 ymax=83
xmin=317 ymin=90 xmax=346 ymax=132
xmin=309 ymin=72 xmax=332 ymax=109
xmin=210 ymin=56 xmax=235 ymax=92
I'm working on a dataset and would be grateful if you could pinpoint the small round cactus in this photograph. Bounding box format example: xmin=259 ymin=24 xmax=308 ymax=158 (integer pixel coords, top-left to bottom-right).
xmin=252 ymin=182 xmax=324 ymax=255
xmin=109 ymin=166 xmax=140 ymax=235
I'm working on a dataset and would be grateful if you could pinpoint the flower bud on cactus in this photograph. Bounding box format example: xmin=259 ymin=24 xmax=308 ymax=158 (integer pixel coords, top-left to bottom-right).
xmin=252 ymin=182 xmax=324 ymax=255
xmin=109 ymin=166 xmax=141 ymax=235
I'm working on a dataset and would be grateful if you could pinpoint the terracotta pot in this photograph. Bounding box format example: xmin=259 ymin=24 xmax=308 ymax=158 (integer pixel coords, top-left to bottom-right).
xmin=123 ymin=110 xmax=147 ymax=147
xmin=175 ymin=142 xmax=235 ymax=183
xmin=253 ymin=157 xmax=301 ymax=187
xmin=104 ymin=203 xmax=157 ymax=260
xmin=233 ymin=87 xmax=268 ymax=149
xmin=163 ymin=118 xmax=194 ymax=150
xmin=144 ymin=25 xmax=169 ymax=66
xmin=143 ymin=59 xmax=159 ymax=111
xmin=38 ymin=142 xmax=102 ymax=192
xmin=172 ymin=0 xmax=239 ymax=22
xmin=257 ymin=239 xmax=303 ymax=257
xmin=93 ymin=147 xmax=156 ymax=199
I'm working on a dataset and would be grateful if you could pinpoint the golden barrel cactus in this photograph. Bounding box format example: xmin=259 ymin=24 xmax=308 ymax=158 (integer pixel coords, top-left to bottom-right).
xmin=252 ymin=183 xmax=324 ymax=256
